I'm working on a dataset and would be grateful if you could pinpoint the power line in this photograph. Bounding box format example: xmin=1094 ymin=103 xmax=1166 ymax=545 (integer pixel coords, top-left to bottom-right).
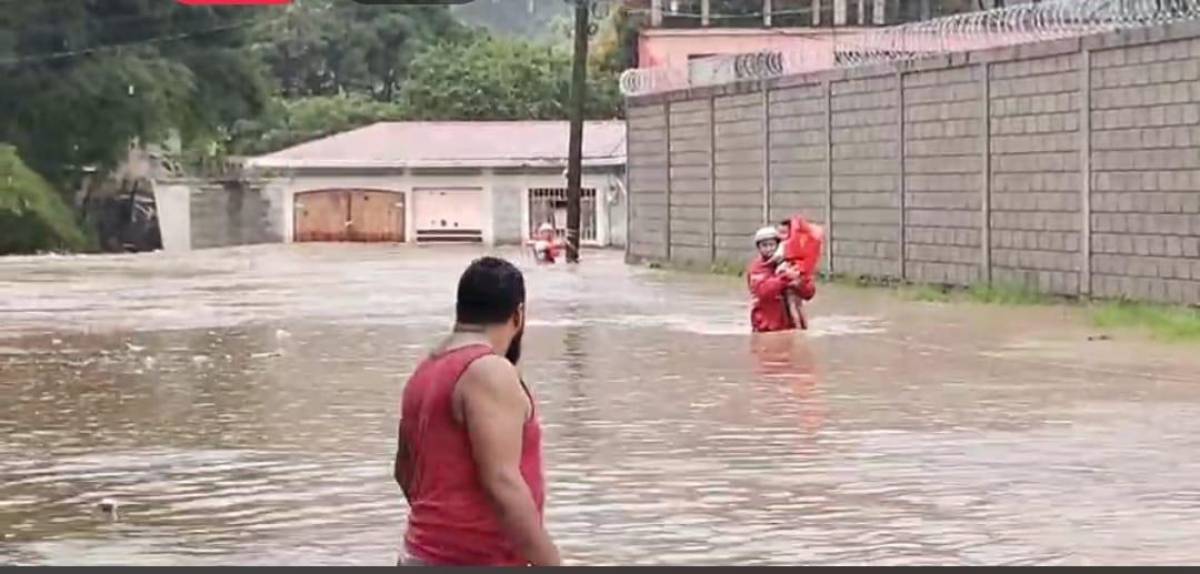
xmin=0 ymin=14 xmax=286 ymax=68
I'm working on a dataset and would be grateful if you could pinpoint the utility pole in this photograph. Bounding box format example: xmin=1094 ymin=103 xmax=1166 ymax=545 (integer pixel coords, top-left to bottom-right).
xmin=565 ymin=0 xmax=590 ymax=264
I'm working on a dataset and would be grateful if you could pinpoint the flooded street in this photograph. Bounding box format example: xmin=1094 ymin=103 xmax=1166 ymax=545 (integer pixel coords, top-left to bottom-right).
xmin=2 ymin=245 xmax=1199 ymax=565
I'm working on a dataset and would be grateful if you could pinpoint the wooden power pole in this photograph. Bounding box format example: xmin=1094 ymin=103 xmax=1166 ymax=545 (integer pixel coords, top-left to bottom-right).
xmin=565 ymin=0 xmax=589 ymax=264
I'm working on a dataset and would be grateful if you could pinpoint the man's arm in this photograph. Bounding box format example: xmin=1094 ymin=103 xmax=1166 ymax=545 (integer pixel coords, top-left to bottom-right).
xmin=749 ymin=266 xmax=794 ymax=300
xmin=458 ymin=356 xmax=562 ymax=566
xmin=394 ymin=430 xmax=412 ymax=500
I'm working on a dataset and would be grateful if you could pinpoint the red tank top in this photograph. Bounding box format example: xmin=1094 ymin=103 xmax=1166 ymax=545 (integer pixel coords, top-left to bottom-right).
xmin=399 ymin=344 xmax=545 ymax=566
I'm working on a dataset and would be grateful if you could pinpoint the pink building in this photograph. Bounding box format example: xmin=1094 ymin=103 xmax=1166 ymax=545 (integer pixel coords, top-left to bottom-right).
xmin=637 ymin=26 xmax=872 ymax=71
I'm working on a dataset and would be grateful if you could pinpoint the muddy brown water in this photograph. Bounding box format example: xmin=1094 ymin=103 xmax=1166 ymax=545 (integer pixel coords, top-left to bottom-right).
xmin=1 ymin=245 xmax=1199 ymax=565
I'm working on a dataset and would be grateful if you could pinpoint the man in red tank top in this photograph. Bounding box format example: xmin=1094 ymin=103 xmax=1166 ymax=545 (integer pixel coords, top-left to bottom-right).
xmin=394 ymin=256 xmax=561 ymax=566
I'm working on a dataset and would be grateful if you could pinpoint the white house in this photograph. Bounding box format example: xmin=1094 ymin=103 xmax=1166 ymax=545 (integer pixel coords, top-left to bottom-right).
xmin=243 ymin=121 xmax=628 ymax=248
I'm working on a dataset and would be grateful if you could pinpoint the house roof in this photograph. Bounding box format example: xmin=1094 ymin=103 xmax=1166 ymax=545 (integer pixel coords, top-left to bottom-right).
xmin=247 ymin=121 xmax=627 ymax=170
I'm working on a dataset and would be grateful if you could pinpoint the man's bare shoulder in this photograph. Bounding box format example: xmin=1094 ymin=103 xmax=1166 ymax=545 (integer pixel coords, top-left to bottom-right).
xmin=458 ymin=354 xmax=523 ymax=400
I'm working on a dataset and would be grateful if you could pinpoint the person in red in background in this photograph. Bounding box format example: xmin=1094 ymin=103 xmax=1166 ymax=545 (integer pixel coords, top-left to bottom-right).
xmin=528 ymin=223 xmax=563 ymax=264
xmin=747 ymin=226 xmax=816 ymax=333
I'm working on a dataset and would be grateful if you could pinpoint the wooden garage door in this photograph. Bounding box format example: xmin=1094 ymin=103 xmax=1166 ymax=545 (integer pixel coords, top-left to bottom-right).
xmin=294 ymin=190 xmax=405 ymax=243
xmin=412 ymin=188 xmax=482 ymax=243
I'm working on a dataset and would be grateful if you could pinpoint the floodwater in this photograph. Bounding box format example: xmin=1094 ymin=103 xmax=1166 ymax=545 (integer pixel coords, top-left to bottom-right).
xmin=2 ymin=245 xmax=1199 ymax=566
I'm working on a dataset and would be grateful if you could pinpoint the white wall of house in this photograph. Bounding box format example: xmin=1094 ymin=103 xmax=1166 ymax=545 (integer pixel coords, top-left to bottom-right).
xmin=259 ymin=167 xmax=626 ymax=247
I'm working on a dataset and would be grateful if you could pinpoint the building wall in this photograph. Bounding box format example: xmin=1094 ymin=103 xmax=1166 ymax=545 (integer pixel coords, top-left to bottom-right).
xmin=626 ymin=22 xmax=1200 ymax=305
xmin=637 ymin=28 xmax=865 ymax=71
xmin=259 ymin=168 xmax=626 ymax=247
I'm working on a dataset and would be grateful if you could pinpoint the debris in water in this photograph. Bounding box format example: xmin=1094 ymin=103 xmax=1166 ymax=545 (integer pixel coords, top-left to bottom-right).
xmin=192 ymin=355 xmax=211 ymax=365
xmin=97 ymin=498 xmax=120 ymax=521
xmin=51 ymin=339 xmax=63 ymax=346
xmin=251 ymin=351 xmax=283 ymax=359
xmin=1088 ymin=334 xmax=1112 ymax=342
xmin=124 ymin=342 xmax=146 ymax=353
xmin=275 ymin=329 xmax=292 ymax=341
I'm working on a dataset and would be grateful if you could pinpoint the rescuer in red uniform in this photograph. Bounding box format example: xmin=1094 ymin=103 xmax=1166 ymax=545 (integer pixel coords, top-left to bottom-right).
xmin=747 ymin=226 xmax=815 ymax=332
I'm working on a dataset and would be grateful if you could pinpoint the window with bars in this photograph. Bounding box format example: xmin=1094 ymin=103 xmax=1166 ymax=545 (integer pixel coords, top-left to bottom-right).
xmin=528 ymin=188 xmax=597 ymax=243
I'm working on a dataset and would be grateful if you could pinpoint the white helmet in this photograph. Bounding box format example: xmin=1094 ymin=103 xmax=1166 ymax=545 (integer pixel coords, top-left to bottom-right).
xmin=538 ymin=222 xmax=554 ymax=234
xmin=753 ymin=226 xmax=778 ymax=245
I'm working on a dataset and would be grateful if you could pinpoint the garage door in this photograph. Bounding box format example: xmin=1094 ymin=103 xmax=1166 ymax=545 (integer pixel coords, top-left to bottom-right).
xmin=412 ymin=188 xmax=483 ymax=243
xmin=294 ymin=190 xmax=405 ymax=242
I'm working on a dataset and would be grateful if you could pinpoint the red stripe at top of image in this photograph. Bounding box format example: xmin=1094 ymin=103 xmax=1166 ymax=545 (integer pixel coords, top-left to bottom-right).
xmin=177 ymin=0 xmax=291 ymax=5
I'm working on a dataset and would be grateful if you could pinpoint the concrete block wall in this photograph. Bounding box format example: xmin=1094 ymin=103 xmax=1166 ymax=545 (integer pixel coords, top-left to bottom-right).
xmin=767 ymin=83 xmax=829 ymax=232
xmin=988 ymin=54 xmax=1084 ymax=295
xmin=831 ymin=75 xmax=902 ymax=278
xmin=190 ymin=181 xmax=278 ymax=250
xmin=627 ymin=104 xmax=670 ymax=260
xmin=1089 ymin=36 xmax=1200 ymax=304
xmin=713 ymin=93 xmax=767 ymax=263
xmin=668 ymin=99 xmax=715 ymax=265
xmin=903 ymin=66 xmax=985 ymax=286
xmin=626 ymin=21 xmax=1200 ymax=305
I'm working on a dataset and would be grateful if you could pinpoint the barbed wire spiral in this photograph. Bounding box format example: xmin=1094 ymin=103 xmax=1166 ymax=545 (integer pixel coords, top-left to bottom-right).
xmin=620 ymin=0 xmax=1200 ymax=96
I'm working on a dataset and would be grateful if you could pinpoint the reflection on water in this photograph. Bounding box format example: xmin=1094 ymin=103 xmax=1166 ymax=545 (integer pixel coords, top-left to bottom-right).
xmin=2 ymin=245 xmax=1199 ymax=565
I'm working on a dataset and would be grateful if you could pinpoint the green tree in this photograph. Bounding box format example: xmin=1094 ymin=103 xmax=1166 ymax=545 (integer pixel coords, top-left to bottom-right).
xmin=0 ymin=1 xmax=273 ymax=188
xmin=398 ymin=35 xmax=621 ymax=121
xmin=261 ymin=0 xmax=472 ymax=101
xmin=0 ymin=144 xmax=91 ymax=254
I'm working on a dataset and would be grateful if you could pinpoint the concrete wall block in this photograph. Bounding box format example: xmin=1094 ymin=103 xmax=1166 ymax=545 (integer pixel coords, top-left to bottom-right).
xmin=907 ymin=244 xmax=983 ymax=265
xmin=832 ymin=159 xmax=902 ymax=177
xmin=906 ymin=173 xmax=982 ymax=193
xmin=714 ymin=216 xmax=765 ymax=236
xmin=770 ymin=114 xmax=827 ymax=132
xmin=831 ymin=109 xmax=896 ymax=128
xmin=905 ymin=191 xmax=980 ymax=210
xmin=904 ymin=101 xmax=982 ymax=123
xmin=771 ymin=130 xmax=826 ymax=147
xmin=906 ymin=157 xmax=984 ymax=175
xmin=833 ymin=207 xmax=902 ymax=225
xmin=715 ymin=120 xmax=764 ymax=138
xmin=714 ymin=181 xmax=764 ymax=198
xmin=835 ymin=256 xmax=902 ymax=279
xmin=669 ymin=179 xmax=712 ymax=195
xmin=770 ymin=203 xmax=827 ymax=224
xmin=831 ymin=222 xmax=901 ymax=242
xmin=715 ymin=147 xmax=764 ymax=164
xmin=769 ymin=85 xmax=825 ymax=103
xmin=715 ymin=162 xmax=763 ymax=179
xmin=834 ymin=239 xmax=901 ymax=260
xmin=906 ymin=209 xmax=981 ymax=228
xmin=770 ymin=162 xmax=827 ymax=178
xmin=831 ymin=125 xmax=895 ymax=144
xmin=909 ymin=226 xmax=982 ymax=247
xmin=834 ymin=192 xmax=901 ymax=209
xmin=669 ymin=110 xmax=710 ymax=128
xmin=669 ymin=245 xmax=715 ymax=266
xmin=992 ymin=152 xmax=1080 ymax=174
xmin=991 ymin=211 xmax=1081 ymax=232
xmin=714 ymin=93 xmax=763 ymax=110
xmin=904 ymin=137 xmax=982 ymax=157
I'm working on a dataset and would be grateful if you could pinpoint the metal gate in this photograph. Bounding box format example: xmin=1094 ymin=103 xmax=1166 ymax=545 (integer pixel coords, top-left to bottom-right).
xmin=528 ymin=188 xmax=596 ymax=243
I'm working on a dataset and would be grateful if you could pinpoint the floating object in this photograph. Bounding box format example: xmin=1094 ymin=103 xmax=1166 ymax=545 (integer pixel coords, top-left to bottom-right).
xmin=97 ymin=498 xmax=120 ymax=520
xmin=125 ymin=342 xmax=146 ymax=353
xmin=275 ymin=329 xmax=292 ymax=341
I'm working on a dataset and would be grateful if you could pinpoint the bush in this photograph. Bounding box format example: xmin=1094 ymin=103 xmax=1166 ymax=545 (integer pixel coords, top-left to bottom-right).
xmin=0 ymin=144 xmax=91 ymax=255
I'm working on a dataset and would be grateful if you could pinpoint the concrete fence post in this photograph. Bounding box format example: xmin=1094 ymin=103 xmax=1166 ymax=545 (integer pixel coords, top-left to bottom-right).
xmin=762 ymin=87 xmax=772 ymax=225
xmin=897 ymin=71 xmax=908 ymax=281
xmin=664 ymin=100 xmax=673 ymax=261
xmin=824 ymin=80 xmax=835 ymax=275
xmin=709 ymin=95 xmax=718 ymax=263
xmin=981 ymin=62 xmax=992 ymax=284
xmin=1080 ymin=48 xmax=1093 ymax=296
